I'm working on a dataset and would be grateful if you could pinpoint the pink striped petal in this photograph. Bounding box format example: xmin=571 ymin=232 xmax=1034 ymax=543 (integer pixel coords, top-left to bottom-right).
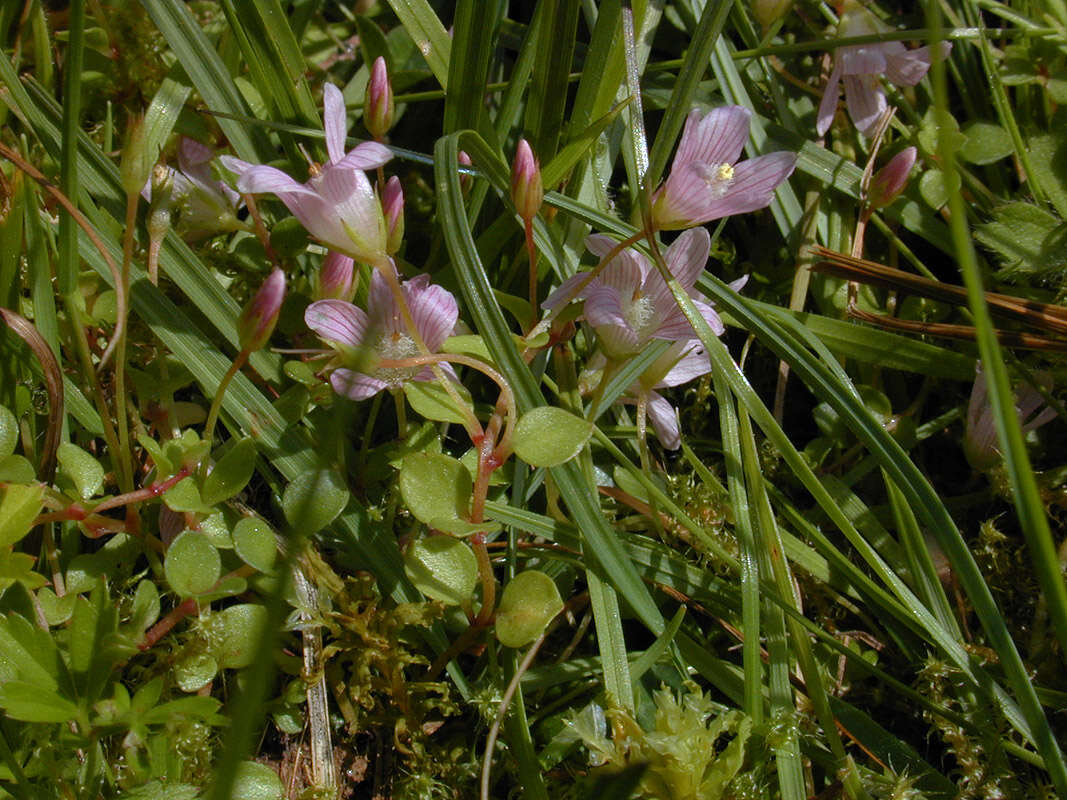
xmin=318 ymin=167 xmax=387 ymax=258
xmin=672 ymin=106 xmax=751 ymax=172
xmin=664 ymin=228 xmax=710 ymax=292
xmin=646 ymin=392 xmax=681 ymax=450
xmin=885 ymin=44 xmax=943 ymax=86
xmin=816 ymin=61 xmax=843 ymax=136
xmin=234 ymin=164 xmax=316 ymax=197
xmin=323 ymin=83 xmax=348 ymax=165
xmin=839 ymin=45 xmax=888 ymax=76
xmin=333 ymin=141 xmax=393 ymax=171
xmin=585 ymin=285 xmax=639 ymax=355
xmin=657 ymin=341 xmax=711 ymax=387
xmin=843 ymin=74 xmax=886 ymax=136
xmin=305 ymin=299 xmax=369 ymax=349
xmin=543 ymin=272 xmax=595 ymax=309
xmin=331 ymin=368 xmax=388 ymax=401
xmin=409 ymin=281 xmax=459 ymax=350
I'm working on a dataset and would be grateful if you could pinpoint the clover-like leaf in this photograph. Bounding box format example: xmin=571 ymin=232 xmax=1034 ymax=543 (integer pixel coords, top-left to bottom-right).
xmin=164 ymin=531 xmax=221 ymax=597
xmin=399 ymin=453 xmax=472 ymax=527
xmin=201 ymin=437 xmax=257 ymax=506
xmin=495 ymin=570 xmax=563 ymax=648
xmin=513 ymin=407 xmax=593 ymax=467
xmin=404 ymin=536 xmax=479 ymax=606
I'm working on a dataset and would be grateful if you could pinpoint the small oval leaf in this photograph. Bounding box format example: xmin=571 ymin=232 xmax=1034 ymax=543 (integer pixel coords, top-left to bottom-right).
xmin=164 ymin=531 xmax=221 ymax=597
xmin=231 ymin=761 xmax=285 ymax=800
xmin=201 ymin=438 xmax=257 ymax=506
xmin=0 ymin=405 xmax=17 ymax=459
xmin=0 ymin=483 xmax=44 ymax=547
xmin=513 ymin=407 xmax=593 ymax=467
xmin=232 ymin=517 xmax=277 ymax=573
xmin=57 ymin=442 xmax=105 ymax=500
xmin=212 ymin=603 xmax=268 ymax=669
xmin=495 ymin=570 xmax=563 ymax=648
xmin=399 ymin=453 xmax=472 ymax=526
xmin=403 ymin=379 xmax=474 ymax=425
xmin=282 ymin=470 xmax=349 ymax=533
xmin=404 ymin=537 xmax=478 ymax=606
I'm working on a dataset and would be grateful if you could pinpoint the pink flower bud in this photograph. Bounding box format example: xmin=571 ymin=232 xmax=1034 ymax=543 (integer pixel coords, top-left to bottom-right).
xmin=383 ymin=176 xmax=405 ymax=255
xmin=238 ymin=268 xmax=286 ymax=353
xmin=458 ymin=150 xmax=474 ymax=193
xmin=316 ymin=252 xmax=356 ymax=301
xmin=365 ymin=56 xmax=395 ymax=140
xmin=510 ymin=139 xmax=543 ymax=222
xmin=868 ymin=147 xmax=917 ymax=210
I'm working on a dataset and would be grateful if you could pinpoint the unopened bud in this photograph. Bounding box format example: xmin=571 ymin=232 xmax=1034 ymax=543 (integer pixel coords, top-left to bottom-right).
xmin=751 ymin=0 xmax=791 ymax=29
xmin=510 ymin=139 xmax=543 ymax=222
xmin=868 ymin=147 xmax=917 ymax=210
xmin=238 ymin=268 xmax=286 ymax=353
xmin=120 ymin=114 xmax=153 ymax=197
xmin=365 ymin=56 xmax=395 ymax=140
xmin=316 ymin=252 xmax=356 ymax=301
xmin=383 ymin=176 xmax=404 ymax=255
xmin=458 ymin=151 xmax=474 ymax=193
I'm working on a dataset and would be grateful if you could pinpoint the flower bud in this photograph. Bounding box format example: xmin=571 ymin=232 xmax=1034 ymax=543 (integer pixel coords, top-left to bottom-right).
xmin=383 ymin=176 xmax=405 ymax=255
xmin=238 ymin=268 xmax=286 ymax=353
xmin=510 ymin=139 xmax=543 ymax=222
xmin=120 ymin=114 xmax=154 ymax=197
xmin=365 ymin=56 xmax=395 ymax=140
xmin=868 ymin=147 xmax=917 ymax=210
xmin=316 ymin=251 xmax=356 ymax=301
xmin=458 ymin=150 xmax=474 ymax=193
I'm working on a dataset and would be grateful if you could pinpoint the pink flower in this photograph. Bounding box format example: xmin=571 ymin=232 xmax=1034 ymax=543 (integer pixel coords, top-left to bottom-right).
xmin=816 ymin=1 xmax=952 ymax=136
xmin=511 ymin=139 xmax=543 ymax=222
xmin=964 ymin=363 xmax=1056 ymax=471
xmin=143 ymin=138 xmax=243 ymax=239
xmin=650 ymin=106 xmax=796 ymax=231
xmin=365 ymin=56 xmax=395 ymax=140
xmin=304 ymin=271 xmax=458 ymax=400
xmin=543 ymin=228 xmax=742 ymax=359
xmin=220 ymin=84 xmax=393 ymax=265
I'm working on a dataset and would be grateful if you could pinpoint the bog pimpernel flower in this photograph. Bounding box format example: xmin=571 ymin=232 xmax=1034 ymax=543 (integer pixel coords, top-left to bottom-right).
xmin=220 ymin=84 xmax=393 ymax=265
xmin=650 ymin=106 xmax=796 ymax=231
xmin=305 ymin=270 xmax=458 ymax=401
xmin=964 ymin=363 xmax=1057 ymax=471
xmin=543 ymin=228 xmax=743 ymax=359
xmin=816 ymin=0 xmax=952 ymax=136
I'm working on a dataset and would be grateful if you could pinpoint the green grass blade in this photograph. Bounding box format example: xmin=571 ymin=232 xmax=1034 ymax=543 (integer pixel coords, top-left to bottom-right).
xmin=385 ymin=0 xmax=452 ymax=89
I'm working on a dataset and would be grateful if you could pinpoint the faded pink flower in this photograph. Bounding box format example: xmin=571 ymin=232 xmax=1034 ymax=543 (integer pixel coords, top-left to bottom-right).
xmin=650 ymin=106 xmax=796 ymax=231
xmin=964 ymin=363 xmax=1057 ymax=471
xmin=816 ymin=1 xmax=952 ymax=136
xmin=220 ymin=84 xmax=392 ymax=265
xmin=305 ymin=271 xmax=458 ymax=400
xmin=143 ymin=138 xmax=244 ymax=239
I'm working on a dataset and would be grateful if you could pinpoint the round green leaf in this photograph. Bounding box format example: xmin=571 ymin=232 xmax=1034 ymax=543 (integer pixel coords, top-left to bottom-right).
xmin=201 ymin=437 xmax=257 ymax=506
xmin=513 ymin=407 xmax=593 ymax=467
xmin=496 ymin=571 xmax=563 ymax=648
xmin=56 ymin=442 xmax=105 ymax=500
xmin=960 ymin=122 xmax=1014 ymax=165
xmin=230 ymin=761 xmax=284 ymax=800
xmin=163 ymin=477 xmax=215 ymax=514
xmin=37 ymin=587 xmax=77 ymax=626
xmin=211 ymin=603 xmax=268 ymax=669
xmin=918 ymin=168 xmax=960 ymax=210
xmin=0 ymin=455 xmax=36 ymax=483
xmin=164 ymin=531 xmax=221 ymax=597
xmin=199 ymin=512 xmax=232 ymax=549
xmin=174 ymin=652 xmax=218 ymax=692
xmin=399 ymin=453 xmax=472 ymax=527
xmin=0 ymin=405 xmax=16 ymax=459
xmin=403 ymin=379 xmax=475 ymax=425
xmin=233 ymin=517 xmax=277 ymax=572
xmin=282 ymin=470 xmax=349 ymax=533
xmin=404 ymin=537 xmax=478 ymax=606
xmin=0 ymin=483 xmax=44 ymax=547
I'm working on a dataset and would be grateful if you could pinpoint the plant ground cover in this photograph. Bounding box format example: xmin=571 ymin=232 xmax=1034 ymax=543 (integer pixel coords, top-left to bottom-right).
xmin=2 ymin=0 xmax=1067 ymax=797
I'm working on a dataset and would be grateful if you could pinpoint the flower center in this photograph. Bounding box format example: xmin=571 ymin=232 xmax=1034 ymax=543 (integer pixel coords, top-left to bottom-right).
xmin=623 ymin=292 xmax=660 ymax=344
xmin=372 ymin=330 xmax=421 ymax=387
xmin=701 ymin=162 xmax=735 ymax=198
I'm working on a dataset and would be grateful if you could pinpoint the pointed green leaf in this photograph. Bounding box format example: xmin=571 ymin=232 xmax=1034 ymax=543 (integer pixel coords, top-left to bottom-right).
xmin=513 ymin=407 xmax=593 ymax=467
xmin=201 ymin=437 xmax=257 ymax=506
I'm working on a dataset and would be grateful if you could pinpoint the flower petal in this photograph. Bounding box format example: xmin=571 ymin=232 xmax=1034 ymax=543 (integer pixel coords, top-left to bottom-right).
xmin=664 ymin=227 xmax=711 ymax=292
xmin=816 ymin=61 xmax=843 ymax=136
xmin=672 ymin=106 xmax=751 ymax=173
xmin=408 ymin=280 xmax=459 ymax=351
xmin=333 ymin=141 xmax=394 ymax=171
xmin=543 ymin=272 xmax=595 ymax=309
xmin=843 ymin=74 xmax=887 ymax=136
xmin=331 ymin=368 xmax=387 ymax=401
xmin=657 ymin=340 xmax=711 ymax=388
xmin=584 ymin=285 xmax=640 ymax=355
xmin=838 ymin=44 xmax=889 ymax=76
xmin=233 ymin=164 xmax=316 ymax=197
xmin=885 ymin=43 xmax=949 ymax=86
xmin=305 ymin=299 xmax=369 ymax=349
xmin=323 ymin=83 xmax=349 ymax=165
xmin=317 ymin=167 xmax=387 ymax=259
xmin=645 ymin=391 xmax=681 ymax=450
xmin=663 ymin=151 xmax=796 ymax=225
